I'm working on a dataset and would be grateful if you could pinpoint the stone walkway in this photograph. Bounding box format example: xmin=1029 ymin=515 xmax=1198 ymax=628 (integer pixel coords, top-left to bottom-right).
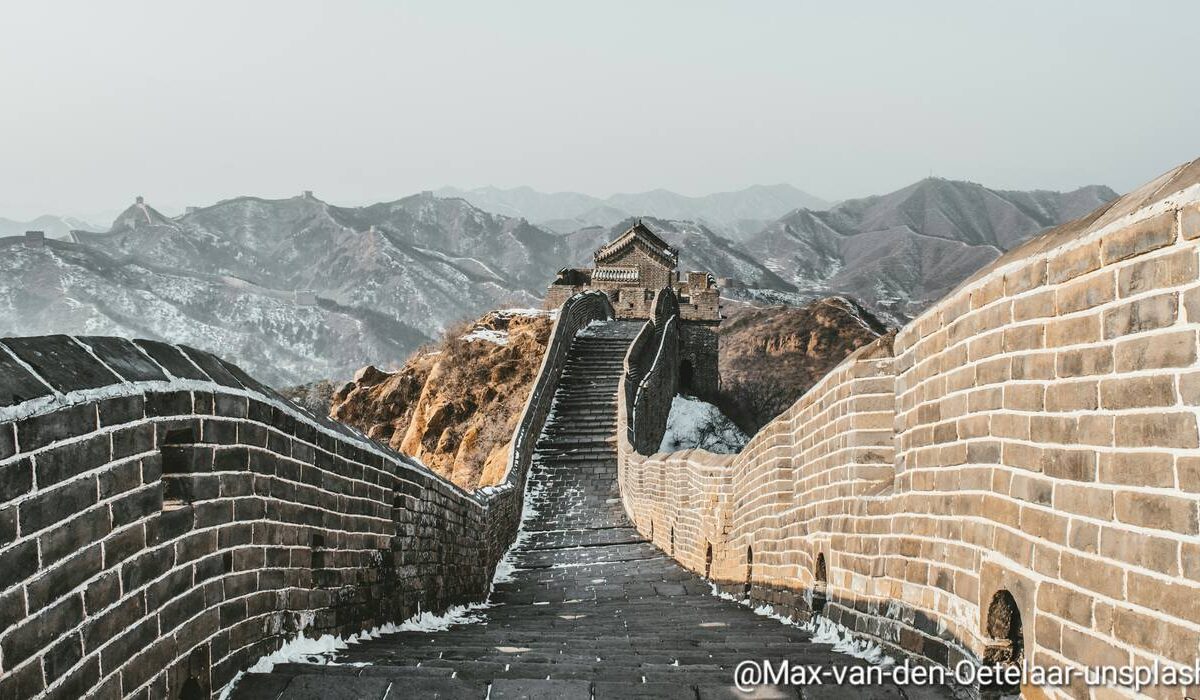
xmin=230 ymin=321 xmax=958 ymax=699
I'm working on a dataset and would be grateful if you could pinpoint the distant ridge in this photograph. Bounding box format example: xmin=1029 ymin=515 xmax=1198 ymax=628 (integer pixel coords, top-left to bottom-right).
xmin=0 ymin=176 xmax=1117 ymax=385
xmin=743 ymin=178 xmax=1118 ymax=321
xmin=435 ymin=183 xmax=831 ymax=236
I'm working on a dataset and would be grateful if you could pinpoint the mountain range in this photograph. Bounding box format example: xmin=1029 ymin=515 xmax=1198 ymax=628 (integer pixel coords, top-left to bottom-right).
xmin=0 ymin=178 xmax=1116 ymax=387
xmin=0 ymin=214 xmax=102 ymax=239
xmin=435 ymin=184 xmax=830 ymax=236
xmin=741 ymin=179 xmax=1117 ymax=320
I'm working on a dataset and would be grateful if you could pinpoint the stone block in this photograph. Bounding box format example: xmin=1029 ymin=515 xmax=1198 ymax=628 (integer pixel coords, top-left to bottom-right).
xmin=1040 ymin=448 xmax=1096 ymax=481
xmin=1115 ymin=491 xmax=1199 ymax=534
xmin=112 ymin=424 xmax=155 ymax=461
xmin=0 ymin=538 xmax=39 ymax=591
xmin=1057 ymin=273 xmax=1115 ymax=314
xmin=1098 ymin=375 xmax=1176 ymax=409
xmin=1056 ymin=346 xmax=1112 ymax=377
xmin=1115 ymin=412 xmax=1198 ymax=449
xmin=27 ymin=543 xmax=103 ymax=613
xmin=1183 ymin=204 xmax=1200 ymax=240
xmin=39 ymin=507 xmax=111 ymax=567
xmin=2 ymin=335 xmax=120 ymax=392
xmin=1037 ymin=581 xmax=1093 ymax=627
xmin=1102 ymin=293 xmax=1178 ymax=339
xmin=1101 ymin=526 xmax=1179 ymax=576
xmin=79 ymin=336 xmax=170 ymax=382
xmin=1099 ymin=451 xmax=1174 ymax=489
xmin=97 ymin=394 xmax=145 ymax=427
xmin=1048 ymin=243 xmax=1100 ymax=284
xmin=1113 ymin=607 xmax=1199 ymax=665
xmin=1101 ymin=211 xmax=1176 ymax=265
xmin=1119 ymin=248 xmax=1197 ymax=296
xmin=146 ymin=390 xmax=193 ymax=417
xmin=19 ymin=475 xmax=98 ymax=535
xmin=1044 ymin=381 xmax=1097 ymax=412
xmin=17 ymin=403 xmax=98 ymax=451
xmin=1046 ymin=314 xmax=1100 ymax=347
xmin=34 ymin=433 xmax=110 ymax=487
xmin=1060 ymin=551 xmax=1123 ymax=600
xmin=134 ymin=339 xmax=209 ymax=380
xmin=1005 ymin=260 xmax=1046 ymax=295
xmin=0 ymin=456 xmax=33 ymax=501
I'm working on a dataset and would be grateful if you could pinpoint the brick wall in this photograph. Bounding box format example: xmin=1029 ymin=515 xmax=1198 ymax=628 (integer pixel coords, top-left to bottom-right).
xmin=622 ymin=290 xmax=681 ymax=456
xmin=0 ymin=290 xmax=614 ymax=699
xmin=617 ymin=160 xmax=1200 ymax=698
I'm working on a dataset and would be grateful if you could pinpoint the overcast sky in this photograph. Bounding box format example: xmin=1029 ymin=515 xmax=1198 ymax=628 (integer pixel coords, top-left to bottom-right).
xmin=2 ymin=1 xmax=1198 ymax=221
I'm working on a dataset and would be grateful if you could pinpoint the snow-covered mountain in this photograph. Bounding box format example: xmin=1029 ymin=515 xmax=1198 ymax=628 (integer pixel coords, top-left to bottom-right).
xmin=3 ymin=192 xmax=576 ymax=386
xmin=742 ymin=179 xmax=1118 ymax=322
xmin=436 ymin=183 xmax=830 ymax=236
xmin=72 ymin=193 xmax=569 ymax=340
xmin=0 ymin=237 xmax=426 ymax=387
xmin=0 ymin=177 xmax=1115 ymax=388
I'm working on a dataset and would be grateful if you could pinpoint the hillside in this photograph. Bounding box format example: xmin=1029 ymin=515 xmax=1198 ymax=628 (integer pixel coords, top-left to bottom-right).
xmin=0 ymin=237 xmax=426 ymax=387
xmin=73 ymin=194 xmax=567 ymax=339
xmin=744 ymin=179 xmax=1117 ymax=321
xmin=716 ymin=297 xmax=889 ymax=433
xmin=329 ymin=309 xmax=555 ymax=490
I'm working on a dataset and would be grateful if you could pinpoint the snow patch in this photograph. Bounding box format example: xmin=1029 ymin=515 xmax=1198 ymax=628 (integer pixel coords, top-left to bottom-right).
xmin=495 ymin=307 xmax=556 ymax=318
xmin=460 ymin=328 xmax=509 ymax=345
xmin=659 ymin=395 xmax=748 ymax=454
xmin=217 ymin=602 xmax=490 ymax=697
xmin=708 ymin=583 xmax=894 ymax=666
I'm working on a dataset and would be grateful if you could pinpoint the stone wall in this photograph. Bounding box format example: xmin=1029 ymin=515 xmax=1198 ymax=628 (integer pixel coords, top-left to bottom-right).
xmin=617 ymin=160 xmax=1200 ymax=698
xmin=0 ymin=292 xmax=612 ymax=699
xmin=622 ymin=290 xmax=680 ymax=456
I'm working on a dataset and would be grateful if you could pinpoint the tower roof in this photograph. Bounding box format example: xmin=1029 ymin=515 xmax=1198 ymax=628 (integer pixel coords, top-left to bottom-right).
xmin=594 ymin=220 xmax=678 ymax=266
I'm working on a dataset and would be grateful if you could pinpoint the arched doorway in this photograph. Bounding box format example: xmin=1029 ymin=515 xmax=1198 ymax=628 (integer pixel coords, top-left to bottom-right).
xmin=744 ymin=546 xmax=754 ymax=598
xmin=983 ymin=589 xmax=1024 ymax=692
xmin=704 ymin=543 xmax=713 ymax=579
xmin=680 ymin=360 xmax=694 ymax=393
xmin=812 ymin=552 xmax=828 ymax=615
xmin=179 ymin=677 xmax=205 ymax=700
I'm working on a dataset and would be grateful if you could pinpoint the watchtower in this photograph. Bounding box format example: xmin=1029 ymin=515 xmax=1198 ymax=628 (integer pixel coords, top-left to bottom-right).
xmin=545 ymin=221 xmax=721 ymax=396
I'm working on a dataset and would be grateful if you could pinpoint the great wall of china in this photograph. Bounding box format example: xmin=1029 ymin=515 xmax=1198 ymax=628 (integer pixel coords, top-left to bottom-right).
xmin=1 ymin=159 xmax=1198 ymax=698
xmin=620 ymin=159 xmax=1200 ymax=698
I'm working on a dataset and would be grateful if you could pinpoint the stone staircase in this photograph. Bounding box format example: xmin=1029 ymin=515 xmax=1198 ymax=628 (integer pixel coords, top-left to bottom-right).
xmin=229 ymin=320 xmax=954 ymax=699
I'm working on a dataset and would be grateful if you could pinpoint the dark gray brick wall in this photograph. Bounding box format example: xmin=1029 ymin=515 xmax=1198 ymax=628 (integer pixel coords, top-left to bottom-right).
xmin=624 ymin=290 xmax=681 ymax=455
xmin=0 ymin=328 xmax=562 ymax=700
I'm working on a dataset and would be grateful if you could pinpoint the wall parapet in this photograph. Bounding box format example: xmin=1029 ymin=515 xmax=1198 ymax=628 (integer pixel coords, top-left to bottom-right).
xmin=0 ymin=315 xmax=568 ymax=698
xmin=617 ymin=158 xmax=1200 ymax=698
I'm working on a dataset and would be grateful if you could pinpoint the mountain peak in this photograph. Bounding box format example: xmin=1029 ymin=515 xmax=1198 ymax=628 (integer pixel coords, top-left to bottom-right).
xmin=110 ymin=198 xmax=176 ymax=231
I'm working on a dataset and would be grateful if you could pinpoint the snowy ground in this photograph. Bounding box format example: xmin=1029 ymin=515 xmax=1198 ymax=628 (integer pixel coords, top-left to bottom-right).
xmin=659 ymin=394 xmax=749 ymax=454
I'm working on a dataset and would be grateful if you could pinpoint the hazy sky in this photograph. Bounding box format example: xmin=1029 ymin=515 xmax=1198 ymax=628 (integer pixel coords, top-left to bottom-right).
xmin=2 ymin=1 xmax=1198 ymax=221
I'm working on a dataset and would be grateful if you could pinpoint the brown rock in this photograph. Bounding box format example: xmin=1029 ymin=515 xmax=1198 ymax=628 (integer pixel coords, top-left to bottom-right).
xmin=329 ymin=309 xmax=555 ymax=490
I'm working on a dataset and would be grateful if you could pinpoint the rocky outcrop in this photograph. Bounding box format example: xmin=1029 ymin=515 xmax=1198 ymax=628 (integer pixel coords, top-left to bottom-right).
xmin=716 ymin=296 xmax=889 ymax=433
xmin=330 ymin=309 xmax=555 ymax=490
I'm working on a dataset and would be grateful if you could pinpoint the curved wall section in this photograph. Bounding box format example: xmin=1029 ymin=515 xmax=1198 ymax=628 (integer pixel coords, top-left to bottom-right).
xmin=618 ymin=160 xmax=1200 ymax=697
xmin=0 ymin=334 xmax=508 ymax=699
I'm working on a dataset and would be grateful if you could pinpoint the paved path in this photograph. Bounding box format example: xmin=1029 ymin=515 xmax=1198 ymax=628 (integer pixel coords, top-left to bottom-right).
xmin=230 ymin=321 xmax=958 ymax=699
